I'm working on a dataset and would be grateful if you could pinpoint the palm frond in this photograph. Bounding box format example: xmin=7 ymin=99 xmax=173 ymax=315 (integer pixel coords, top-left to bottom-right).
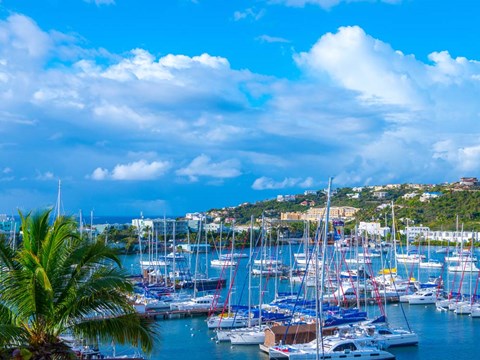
xmin=72 ymin=314 xmax=157 ymax=354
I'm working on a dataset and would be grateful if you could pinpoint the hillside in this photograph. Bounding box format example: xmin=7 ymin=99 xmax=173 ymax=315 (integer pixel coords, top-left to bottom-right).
xmin=207 ymin=182 xmax=480 ymax=231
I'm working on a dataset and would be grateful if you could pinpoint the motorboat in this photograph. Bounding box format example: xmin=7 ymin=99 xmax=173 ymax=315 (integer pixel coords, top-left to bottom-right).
xmin=269 ymin=337 xmax=395 ymax=360
xmin=407 ymin=290 xmax=438 ymax=305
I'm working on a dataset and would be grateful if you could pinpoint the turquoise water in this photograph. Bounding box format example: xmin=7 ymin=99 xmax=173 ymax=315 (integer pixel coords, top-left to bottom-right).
xmin=118 ymin=246 xmax=480 ymax=360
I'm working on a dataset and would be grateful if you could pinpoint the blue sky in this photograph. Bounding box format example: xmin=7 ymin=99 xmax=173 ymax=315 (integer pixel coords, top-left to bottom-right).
xmin=1 ymin=0 xmax=480 ymax=216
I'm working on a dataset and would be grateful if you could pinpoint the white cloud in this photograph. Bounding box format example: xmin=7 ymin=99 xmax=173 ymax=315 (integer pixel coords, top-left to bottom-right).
xmin=233 ymin=8 xmax=265 ymax=21
xmin=2 ymin=11 xmax=480 ymax=212
xmin=91 ymin=167 xmax=109 ymax=180
xmin=90 ymin=160 xmax=170 ymax=181
xmin=3 ymin=167 xmax=12 ymax=174
xmin=36 ymin=171 xmax=55 ymax=181
xmin=295 ymin=26 xmax=423 ymax=106
xmin=256 ymin=35 xmax=290 ymax=44
xmin=176 ymin=154 xmax=241 ymax=182
xmin=84 ymin=0 xmax=115 ymax=6
xmin=0 ymin=14 xmax=52 ymax=59
xmin=276 ymin=0 xmax=400 ymax=10
xmin=100 ymin=50 xmax=230 ymax=82
xmin=252 ymin=176 xmax=314 ymax=190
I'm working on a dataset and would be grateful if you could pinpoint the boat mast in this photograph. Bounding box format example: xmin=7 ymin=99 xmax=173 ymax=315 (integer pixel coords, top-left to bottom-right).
xmin=163 ymin=215 xmax=168 ymax=285
xmin=173 ymin=220 xmax=176 ymax=293
xmin=317 ymin=177 xmax=333 ymax=359
xmin=79 ymin=210 xmax=83 ymax=239
xmin=248 ymin=215 xmax=253 ymax=328
xmin=55 ymin=179 xmax=62 ymax=221
xmin=228 ymin=220 xmax=235 ymax=315
xmin=392 ymin=201 xmax=398 ymax=270
xmin=259 ymin=213 xmax=265 ymax=329
xmin=193 ymin=218 xmax=202 ymax=296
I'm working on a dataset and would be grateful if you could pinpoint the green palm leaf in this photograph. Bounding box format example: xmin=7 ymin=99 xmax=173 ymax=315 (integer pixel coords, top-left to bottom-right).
xmin=0 ymin=209 xmax=157 ymax=358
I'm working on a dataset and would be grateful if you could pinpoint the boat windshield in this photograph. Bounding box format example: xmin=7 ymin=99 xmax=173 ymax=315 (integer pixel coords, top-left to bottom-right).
xmin=331 ymin=342 xmax=358 ymax=352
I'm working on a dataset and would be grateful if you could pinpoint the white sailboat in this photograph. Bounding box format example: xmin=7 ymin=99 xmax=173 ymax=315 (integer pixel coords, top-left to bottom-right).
xmin=210 ymin=223 xmax=237 ymax=267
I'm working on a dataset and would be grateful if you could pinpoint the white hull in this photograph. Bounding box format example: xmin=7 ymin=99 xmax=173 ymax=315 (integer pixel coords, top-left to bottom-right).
xmin=230 ymin=330 xmax=265 ymax=345
xmin=210 ymin=259 xmax=237 ymax=267
xmin=269 ymin=343 xmax=395 ymax=360
xmin=448 ymin=263 xmax=479 ymax=272
xmin=207 ymin=315 xmax=258 ymax=329
xmin=419 ymin=261 xmax=443 ymax=269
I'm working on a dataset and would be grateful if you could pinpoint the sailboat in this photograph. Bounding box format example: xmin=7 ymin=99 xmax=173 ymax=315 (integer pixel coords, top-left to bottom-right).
xmin=419 ymin=233 xmax=443 ymax=269
xmin=268 ymin=178 xmax=395 ymax=360
xmin=210 ymin=223 xmax=238 ymax=267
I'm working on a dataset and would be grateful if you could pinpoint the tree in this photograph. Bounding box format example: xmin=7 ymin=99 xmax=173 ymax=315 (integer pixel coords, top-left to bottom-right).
xmin=0 ymin=209 xmax=155 ymax=359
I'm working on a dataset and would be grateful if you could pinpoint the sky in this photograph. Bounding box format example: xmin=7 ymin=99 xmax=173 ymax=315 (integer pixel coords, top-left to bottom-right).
xmin=1 ymin=0 xmax=480 ymax=216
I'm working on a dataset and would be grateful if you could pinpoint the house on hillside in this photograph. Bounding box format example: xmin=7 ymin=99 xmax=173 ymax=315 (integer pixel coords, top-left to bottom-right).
xmin=460 ymin=177 xmax=478 ymax=186
xmin=419 ymin=192 xmax=442 ymax=202
xmin=402 ymin=192 xmax=418 ymax=199
xmin=374 ymin=191 xmax=388 ymax=199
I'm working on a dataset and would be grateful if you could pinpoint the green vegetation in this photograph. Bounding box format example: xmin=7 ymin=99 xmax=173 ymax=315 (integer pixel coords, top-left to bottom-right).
xmin=209 ymin=183 xmax=480 ymax=232
xmin=0 ymin=209 xmax=155 ymax=359
xmin=97 ymin=225 xmax=139 ymax=253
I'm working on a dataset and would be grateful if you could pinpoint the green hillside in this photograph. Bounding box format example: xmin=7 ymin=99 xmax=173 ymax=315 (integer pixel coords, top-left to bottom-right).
xmin=208 ymin=183 xmax=480 ymax=231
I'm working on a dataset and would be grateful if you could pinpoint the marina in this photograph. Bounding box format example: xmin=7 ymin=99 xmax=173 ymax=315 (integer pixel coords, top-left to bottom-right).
xmin=118 ymin=238 xmax=480 ymax=360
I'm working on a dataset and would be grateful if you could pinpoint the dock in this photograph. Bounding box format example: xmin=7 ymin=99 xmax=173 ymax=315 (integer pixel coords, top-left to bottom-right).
xmin=138 ymin=307 xmax=223 ymax=320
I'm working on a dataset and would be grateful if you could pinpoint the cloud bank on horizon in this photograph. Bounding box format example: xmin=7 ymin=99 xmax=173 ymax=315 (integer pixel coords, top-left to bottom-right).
xmin=0 ymin=0 xmax=479 ymax=215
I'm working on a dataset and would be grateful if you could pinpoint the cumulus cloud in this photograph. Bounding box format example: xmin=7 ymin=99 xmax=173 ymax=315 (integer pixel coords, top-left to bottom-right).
xmin=90 ymin=160 xmax=170 ymax=180
xmin=0 ymin=14 xmax=52 ymax=60
xmin=286 ymin=25 xmax=480 ymax=185
xmin=2 ymin=11 xmax=480 ymax=213
xmin=252 ymin=176 xmax=314 ymax=190
xmin=295 ymin=26 xmax=424 ymax=107
xmin=176 ymin=155 xmax=241 ymax=182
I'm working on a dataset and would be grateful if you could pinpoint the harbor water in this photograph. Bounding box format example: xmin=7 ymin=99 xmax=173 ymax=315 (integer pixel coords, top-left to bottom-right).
xmin=118 ymin=245 xmax=480 ymax=360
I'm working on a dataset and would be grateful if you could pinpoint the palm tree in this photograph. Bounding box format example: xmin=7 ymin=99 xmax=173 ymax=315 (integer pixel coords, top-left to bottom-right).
xmin=0 ymin=209 xmax=155 ymax=359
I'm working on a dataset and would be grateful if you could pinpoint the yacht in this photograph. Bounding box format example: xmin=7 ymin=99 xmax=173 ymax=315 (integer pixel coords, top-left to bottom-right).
xmin=407 ymin=290 xmax=438 ymax=305
xmin=269 ymin=337 xmax=395 ymax=360
xmin=170 ymin=294 xmax=220 ymax=311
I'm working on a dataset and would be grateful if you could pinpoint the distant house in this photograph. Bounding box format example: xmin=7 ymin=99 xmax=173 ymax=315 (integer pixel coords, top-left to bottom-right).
xmin=277 ymin=194 xmax=296 ymax=202
xmin=347 ymin=193 xmax=360 ymax=199
xmin=280 ymin=212 xmax=303 ymax=221
xmin=402 ymin=192 xmax=418 ymax=199
xmin=420 ymin=192 xmax=442 ymax=202
xmin=406 ymin=183 xmax=424 ymax=189
xmin=385 ymin=184 xmax=401 ymax=189
xmin=460 ymin=177 xmax=478 ymax=186
xmin=304 ymin=190 xmax=317 ymax=195
xmin=373 ymin=191 xmax=388 ymax=199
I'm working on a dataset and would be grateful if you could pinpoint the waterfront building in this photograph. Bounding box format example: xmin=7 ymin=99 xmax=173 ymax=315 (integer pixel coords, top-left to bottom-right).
xmin=358 ymin=222 xmax=390 ymax=237
xmin=281 ymin=206 xmax=359 ymax=222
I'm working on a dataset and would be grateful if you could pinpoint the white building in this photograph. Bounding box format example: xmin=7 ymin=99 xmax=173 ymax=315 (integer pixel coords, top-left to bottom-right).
xmin=405 ymin=226 xmax=430 ymax=241
xmin=402 ymin=192 xmax=418 ymax=199
xmin=419 ymin=192 xmax=442 ymax=202
xmin=358 ymin=222 xmax=390 ymax=237
xmin=428 ymin=230 xmax=479 ymax=243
